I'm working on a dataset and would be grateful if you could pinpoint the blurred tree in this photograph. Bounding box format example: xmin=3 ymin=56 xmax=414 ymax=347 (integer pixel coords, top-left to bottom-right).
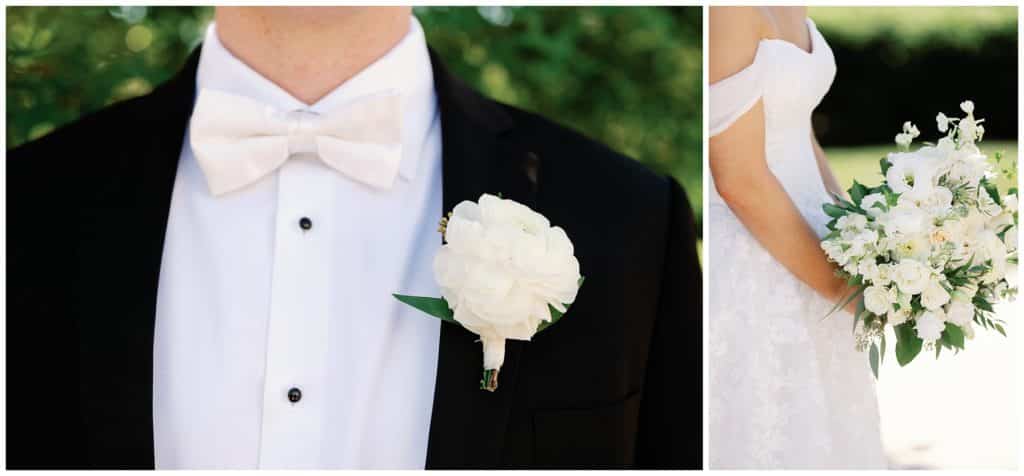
xmin=6 ymin=6 xmax=704 ymax=225
xmin=809 ymin=7 xmax=1017 ymax=145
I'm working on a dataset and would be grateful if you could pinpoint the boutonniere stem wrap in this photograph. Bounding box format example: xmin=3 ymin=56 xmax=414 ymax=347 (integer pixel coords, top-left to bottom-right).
xmin=394 ymin=193 xmax=583 ymax=392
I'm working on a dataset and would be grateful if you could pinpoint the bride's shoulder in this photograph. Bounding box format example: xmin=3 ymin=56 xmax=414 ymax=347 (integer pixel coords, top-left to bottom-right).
xmin=709 ymin=7 xmax=771 ymax=83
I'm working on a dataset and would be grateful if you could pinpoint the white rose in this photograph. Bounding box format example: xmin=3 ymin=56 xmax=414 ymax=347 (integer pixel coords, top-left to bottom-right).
xmin=435 ymin=194 xmax=581 ymax=369
xmin=891 ymin=234 xmax=931 ymax=262
xmin=921 ymin=278 xmax=951 ymax=310
xmin=888 ymin=306 xmax=911 ymax=326
xmin=962 ymin=321 xmax=976 ymax=340
xmin=822 ymin=240 xmax=848 ymax=266
xmin=945 ymin=298 xmax=974 ymax=326
xmin=892 ymin=259 xmax=932 ymax=295
xmin=915 ymin=309 xmax=946 ymax=342
xmin=864 ymin=285 xmax=894 ymax=315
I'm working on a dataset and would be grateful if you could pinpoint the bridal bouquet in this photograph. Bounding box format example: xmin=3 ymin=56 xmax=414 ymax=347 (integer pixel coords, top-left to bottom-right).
xmin=820 ymin=101 xmax=1018 ymax=377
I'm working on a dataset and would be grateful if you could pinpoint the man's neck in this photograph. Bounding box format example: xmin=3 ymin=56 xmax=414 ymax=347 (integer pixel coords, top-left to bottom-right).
xmin=214 ymin=7 xmax=412 ymax=105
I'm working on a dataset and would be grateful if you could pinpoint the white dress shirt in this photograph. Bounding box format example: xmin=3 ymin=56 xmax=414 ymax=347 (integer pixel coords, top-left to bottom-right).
xmin=153 ymin=17 xmax=442 ymax=469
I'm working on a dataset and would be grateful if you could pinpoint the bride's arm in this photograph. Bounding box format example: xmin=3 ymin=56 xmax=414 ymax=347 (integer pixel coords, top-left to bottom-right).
xmin=710 ymin=8 xmax=856 ymax=311
xmin=811 ymin=128 xmax=848 ymax=202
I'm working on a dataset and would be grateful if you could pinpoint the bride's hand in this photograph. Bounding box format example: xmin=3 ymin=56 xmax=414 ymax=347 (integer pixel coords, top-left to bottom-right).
xmin=832 ymin=280 xmax=863 ymax=317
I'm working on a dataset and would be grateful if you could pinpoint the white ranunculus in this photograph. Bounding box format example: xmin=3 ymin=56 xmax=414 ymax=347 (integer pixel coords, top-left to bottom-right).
xmin=864 ymin=285 xmax=894 ymax=315
xmin=435 ymin=194 xmax=581 ymax=370
xmin=861 ymin=193 xmax=888 ymax=217
xmin=915 ymin=309 xmax=946 ymax=342
xmin=921 ymin=278 xmax=951 ymax=310
xmin=892 ymin=259 xmax=932 ymax=295
xmin=945 ymin=298 xmax=974 ymax=326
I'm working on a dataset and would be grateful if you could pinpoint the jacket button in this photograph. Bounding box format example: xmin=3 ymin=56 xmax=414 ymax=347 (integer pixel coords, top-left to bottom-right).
xmin=298 ymin=217 xmax=313 ymax=231
xmin=287 ymin=387 xmax=302 ymax=403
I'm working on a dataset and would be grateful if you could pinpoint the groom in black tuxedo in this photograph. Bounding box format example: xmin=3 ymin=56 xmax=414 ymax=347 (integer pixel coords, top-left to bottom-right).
xmin=6 ymin=7 xmax=701 ymax=469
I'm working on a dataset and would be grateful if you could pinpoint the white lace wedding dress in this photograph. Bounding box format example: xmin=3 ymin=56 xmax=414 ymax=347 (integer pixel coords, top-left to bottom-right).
xmin=708 ymin=19 xmax=887 ymax=469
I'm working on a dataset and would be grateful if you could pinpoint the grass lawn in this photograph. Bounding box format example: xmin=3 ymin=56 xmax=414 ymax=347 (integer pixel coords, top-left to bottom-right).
xmin=825 ymin=140 xmax=1019 ymax=191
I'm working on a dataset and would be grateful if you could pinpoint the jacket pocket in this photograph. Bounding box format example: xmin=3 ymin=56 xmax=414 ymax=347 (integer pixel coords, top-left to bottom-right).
xmin=530 ymin=390 xmax=643 ymax=468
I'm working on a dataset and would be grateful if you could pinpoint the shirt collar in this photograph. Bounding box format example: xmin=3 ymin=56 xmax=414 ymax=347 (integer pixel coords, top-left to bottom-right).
xmin=195 ymin=16 xmax=437 ymax=183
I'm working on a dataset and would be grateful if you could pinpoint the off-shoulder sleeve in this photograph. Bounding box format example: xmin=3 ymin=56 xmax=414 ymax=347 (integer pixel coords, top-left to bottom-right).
xmin=709 ymin=46 xmax=769 ymax=138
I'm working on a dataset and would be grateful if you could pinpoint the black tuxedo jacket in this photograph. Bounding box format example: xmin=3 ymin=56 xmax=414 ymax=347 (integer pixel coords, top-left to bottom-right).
xmin=6 ymin=47 xmax=702 ymax=469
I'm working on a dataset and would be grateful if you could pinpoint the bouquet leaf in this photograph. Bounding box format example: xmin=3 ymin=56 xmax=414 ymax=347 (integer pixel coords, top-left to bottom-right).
xmin=879 ymin=332 xmax=887 ymax=365
xmin=823 ymin=285 xmax=865 ymax=321
xmin=879 ymin=157 xmax=892 ymax=175
xmin=823 ymin=203 xmax=848 ymax=218
xmin=849 ymin=180 xmax=870 ymax=206
xmin=894 ymin=322 xmax=923 ymax=366
xmin=869 ymin=342 xmax=880 ymax=378
xmin=942 ymin=322 xmax=965 ymax=350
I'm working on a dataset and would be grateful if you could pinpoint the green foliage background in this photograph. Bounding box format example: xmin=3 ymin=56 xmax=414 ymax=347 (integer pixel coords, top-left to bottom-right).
xmin=808 ymin=6 xmax=1017 ymax=145
xmin=6 ymin=6 xmax=704 ymax=223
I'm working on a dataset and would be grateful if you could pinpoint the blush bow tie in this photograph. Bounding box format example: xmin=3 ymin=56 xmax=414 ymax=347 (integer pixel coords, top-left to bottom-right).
xmin=189 ymin=88 xmax=403 ymax=196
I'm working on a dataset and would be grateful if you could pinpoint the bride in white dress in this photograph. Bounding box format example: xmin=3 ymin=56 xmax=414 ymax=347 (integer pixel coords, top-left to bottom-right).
xmin=708 ymin=7 xmax=887 ymax=469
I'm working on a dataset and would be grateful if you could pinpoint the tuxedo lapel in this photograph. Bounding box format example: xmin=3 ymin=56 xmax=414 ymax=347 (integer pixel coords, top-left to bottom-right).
xmin=424 ymin=50 xmax=540 ymax=468
xmin=74 ymin=49 xmax=199 ymax=468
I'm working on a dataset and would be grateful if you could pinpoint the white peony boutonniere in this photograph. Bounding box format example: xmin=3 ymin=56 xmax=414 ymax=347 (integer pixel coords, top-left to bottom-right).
xmin=394 ymin=193 xmax=583 ymax=392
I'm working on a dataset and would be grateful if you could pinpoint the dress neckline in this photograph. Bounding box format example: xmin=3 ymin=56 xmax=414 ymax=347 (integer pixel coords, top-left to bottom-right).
xmin=760 ymin=17 xmax=818 ymax=56
xmin=709 ymin=17 xmax=823 ymax=90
